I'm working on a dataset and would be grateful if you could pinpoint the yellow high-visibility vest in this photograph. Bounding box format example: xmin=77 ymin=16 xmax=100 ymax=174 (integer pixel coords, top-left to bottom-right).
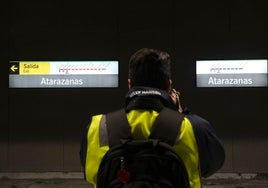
xmin=85 ymin=109 xmax=201 ymax=188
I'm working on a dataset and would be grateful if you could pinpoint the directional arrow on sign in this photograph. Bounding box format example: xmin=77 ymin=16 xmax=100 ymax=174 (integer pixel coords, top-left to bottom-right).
xmin=9 ymin=62 xmax=19 ymax=74
xmin=10 ymin=65 xmax=18 ymax=72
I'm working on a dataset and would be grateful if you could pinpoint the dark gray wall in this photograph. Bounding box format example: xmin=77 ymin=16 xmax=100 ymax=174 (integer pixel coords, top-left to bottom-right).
xmin=1 ymin=0 xmax=267 ymax=173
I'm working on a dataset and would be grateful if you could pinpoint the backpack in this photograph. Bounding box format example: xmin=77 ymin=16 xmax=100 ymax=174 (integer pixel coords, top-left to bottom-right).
xmin=97 ymin=107 xmax=190 ymax=188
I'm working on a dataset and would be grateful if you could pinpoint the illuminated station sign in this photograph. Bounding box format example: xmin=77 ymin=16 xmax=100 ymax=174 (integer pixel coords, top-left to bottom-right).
xmin=196 ymin=60 xmax=268 ymax=88
xmin=9 ymin=61 xmax=119 ymax=88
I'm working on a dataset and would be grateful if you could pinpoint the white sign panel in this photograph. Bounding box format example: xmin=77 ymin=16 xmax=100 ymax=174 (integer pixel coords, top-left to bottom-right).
xmin=196 ymin=60 xmax=268 ymax=87
xmin=9 ymin=61 xmax=119 ymax=88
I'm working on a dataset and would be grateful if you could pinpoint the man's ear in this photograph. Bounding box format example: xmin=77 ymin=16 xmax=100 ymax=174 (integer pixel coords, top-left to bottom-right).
xmin=167 ymin=79 xmax=172 ymax=92
xmin=128 ymin=79 xmax=132 ymax=89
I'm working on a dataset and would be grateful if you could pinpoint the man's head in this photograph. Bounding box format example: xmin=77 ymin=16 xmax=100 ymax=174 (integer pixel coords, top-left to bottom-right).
xmin=128 ymin=48 xmax=172 ymax=91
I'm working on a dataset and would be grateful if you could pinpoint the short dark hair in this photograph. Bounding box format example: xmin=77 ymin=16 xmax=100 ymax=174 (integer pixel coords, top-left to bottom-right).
xmin=128 ymin=48 xmax=171 ymax=90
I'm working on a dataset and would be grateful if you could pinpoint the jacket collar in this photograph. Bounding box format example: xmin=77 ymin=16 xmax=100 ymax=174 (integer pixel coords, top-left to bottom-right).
xmin=125 ymin=86 xmax=177 ymax=112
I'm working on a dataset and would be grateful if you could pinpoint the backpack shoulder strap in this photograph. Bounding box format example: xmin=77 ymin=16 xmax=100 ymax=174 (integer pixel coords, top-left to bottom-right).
xmin=106 ymin=107 xmax=184 ymax=147
xmin=105 ymin=108 xmax=132 ymax=147
xmin=150 ymin=107 xmax=184 ymax=146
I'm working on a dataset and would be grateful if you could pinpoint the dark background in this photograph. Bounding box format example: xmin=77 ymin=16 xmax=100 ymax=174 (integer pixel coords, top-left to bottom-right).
xmin=1 ymin=0 xmax=267 ymax=173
